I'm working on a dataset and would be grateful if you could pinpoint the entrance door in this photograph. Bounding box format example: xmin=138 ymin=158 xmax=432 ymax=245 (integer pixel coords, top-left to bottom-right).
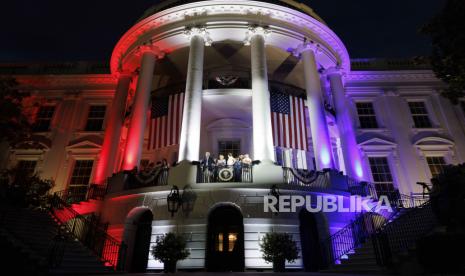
xmin=299 ymin=209 xmax=322 ymax=271
xmin=130 ymin=210 xmax=153 ymax=272
xmin=206 ymin=205 xmax=244 ymax=271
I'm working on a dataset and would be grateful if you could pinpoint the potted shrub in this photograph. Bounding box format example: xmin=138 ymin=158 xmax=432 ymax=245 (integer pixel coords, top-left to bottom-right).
xmin=260 ymin=232 xmax=299 ymax=272
xmin=151 ymin=232 xmax=190 ymax=273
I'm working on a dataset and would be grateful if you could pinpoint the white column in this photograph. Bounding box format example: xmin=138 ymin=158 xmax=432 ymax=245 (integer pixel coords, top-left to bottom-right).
xmin=295 ymin=42 xmax=335 ymax=170
xmin=94 ymin=71 xmax=131 ymax=183
xmin=178 ymin=27 xmax=210 ymax=162
xmin=122 ymin=46 xmax=163 ymax=170
xmin=246 ymin=27 xmax=275 ymax=163
xmin=326 ymin=67 xmax=366 ymax=180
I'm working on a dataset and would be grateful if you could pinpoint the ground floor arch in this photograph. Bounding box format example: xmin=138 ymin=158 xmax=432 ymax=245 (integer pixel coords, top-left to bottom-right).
xmin=122 ymin=207 xmax=153 ymax=272
xmin=206 ymin=203 xmax=245 ymax=271
xmin=299 ymin=209 xmax=322 ymax=271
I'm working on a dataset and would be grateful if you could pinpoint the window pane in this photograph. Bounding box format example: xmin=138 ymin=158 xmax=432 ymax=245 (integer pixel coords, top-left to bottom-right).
xmin=368 ymin=157 xmax=395 ymax=194
xmin=408 ymin=102 xmax=432 ymax=128
xmin=218 ymin=140 xmax=241 ymax=158
xmin=356 ymin=102 xmax=378 ymax=129
xmin=426 ymin=156 xmax=446 ymax=178
xmin=85 ymin=105 xmax=106 ymax=131
xmin=69 ymin=160 xmax=94 ymax=186
xmin=33 ymin=106 xmax=55 ymax=132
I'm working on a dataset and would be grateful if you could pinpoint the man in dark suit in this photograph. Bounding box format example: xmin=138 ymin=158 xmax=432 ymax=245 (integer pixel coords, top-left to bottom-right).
xmin=201 ymin=152 xmax=215 ymax=182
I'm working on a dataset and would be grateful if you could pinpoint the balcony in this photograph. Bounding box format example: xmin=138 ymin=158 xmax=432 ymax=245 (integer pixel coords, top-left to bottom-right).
xmin=196 ymin=163 xmax=253 ymax=183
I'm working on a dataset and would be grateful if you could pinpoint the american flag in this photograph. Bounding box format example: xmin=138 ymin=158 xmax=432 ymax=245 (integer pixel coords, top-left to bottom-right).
xmin=148 ymin=93 xmax=184 ymax=150
xmin=270 ymin=91 xmax=308 ymax=151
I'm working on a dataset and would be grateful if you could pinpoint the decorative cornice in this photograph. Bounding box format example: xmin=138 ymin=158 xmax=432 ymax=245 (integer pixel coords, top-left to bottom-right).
xmin=184 ymin=27 xmax=212 ymax=46
xmin=110 ymin=1 xmax=350 ymax=74
xmin=244 ymin=26 xmax=271 ymax=46
xmin=345 ymin=70 xmax=441 ymax=84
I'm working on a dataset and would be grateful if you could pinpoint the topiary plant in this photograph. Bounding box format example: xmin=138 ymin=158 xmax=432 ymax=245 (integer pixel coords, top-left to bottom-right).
xmin=260 ymin=232 xmax=299 ymax=272
xmin=151 ymin=232 xmax=190 ymax=273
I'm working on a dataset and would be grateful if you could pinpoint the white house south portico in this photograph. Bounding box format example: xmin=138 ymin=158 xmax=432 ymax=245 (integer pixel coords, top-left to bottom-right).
xmin=3 ymin=0 xmax=464 ymax=273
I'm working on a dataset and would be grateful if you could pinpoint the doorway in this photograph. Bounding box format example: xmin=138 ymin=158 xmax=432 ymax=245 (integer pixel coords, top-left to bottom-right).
xmin=299 ymin=209 xmax=322 ymax=271
xmin=123 ymin=207 xmax=153 ymax=272
xmin=206 ymin=205 xmax=244 ymax=271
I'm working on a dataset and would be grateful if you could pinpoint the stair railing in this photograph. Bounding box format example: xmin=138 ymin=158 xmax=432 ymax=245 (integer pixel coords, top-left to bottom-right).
xmin=48 ymin=193 xmax=126 ymax=270
xmin=372 ymin=200 xmax=435 ymax=266
xmin=321 ymin=193 xmax=429 ymax=266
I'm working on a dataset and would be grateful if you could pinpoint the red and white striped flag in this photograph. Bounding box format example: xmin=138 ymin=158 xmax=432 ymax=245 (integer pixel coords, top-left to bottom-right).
xmin=270 ymin=91 xmax=308 ymax=151
xmin=148 ymin=93 xmax=184 ymax=150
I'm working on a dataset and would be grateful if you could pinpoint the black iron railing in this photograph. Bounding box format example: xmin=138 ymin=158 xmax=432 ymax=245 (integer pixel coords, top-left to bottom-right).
xmin=282 ymin=168 xmax=331 ymax=189
xmin=49 ymin=193 xmax=126 ymax=270
xmin=196 ymin=164 xmax=253 ymax=183
xmin=321 ymin=193 xmax=429 ymax=266
xmin=87 ymin=184 xmax=108 ymax=200
xmin=372 ymin=200 xmax=435 ymax=266
xmin=124 ymin=167 xmax=169 ymax=189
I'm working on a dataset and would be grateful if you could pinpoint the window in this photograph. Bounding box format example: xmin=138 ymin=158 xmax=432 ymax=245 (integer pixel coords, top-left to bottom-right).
xmin=17 ymin=160 xmax=37 ymax=175
xmin=69 ymin=160 xmax=94 ymax=187
xmin=426 ymin=156 xmax=447 ymax=178
xmin=356 ymin=102 xmax=378 ymax=129
xmin=368 ymin=157 xmax=395 ymax=194
xmin=85 ymin=105 xmax=106 ymax=131
xmin=218 ymin=140 xmax=241 ymax=158
xmin=33 ymin=106 xmax=55 ymax=132
xmin=408 ymin=102 xmax=432 ymax=128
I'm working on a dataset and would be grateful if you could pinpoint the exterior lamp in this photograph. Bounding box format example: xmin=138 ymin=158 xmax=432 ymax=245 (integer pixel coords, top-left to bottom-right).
xmin=167 ymin=185 xmax=181 ymax=217
xmin=181 ymin=185 xmax=197 ymax=214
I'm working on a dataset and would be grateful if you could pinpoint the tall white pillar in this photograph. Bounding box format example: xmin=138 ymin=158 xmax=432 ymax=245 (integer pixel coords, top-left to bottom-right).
xmin=94 ymin=71 xmax=132 ymax=183
xmin=178 ymin=28 xmax=210 ymax=162
xmin=326 ymin=67 xmax=366 ymax=180
xmin=295 ymin=42 xmax=335 ymax=170
xmin=122 ymin=46 xmax=163 ymax=170
xmin=247 ymin=27 xmax=275 ymax=163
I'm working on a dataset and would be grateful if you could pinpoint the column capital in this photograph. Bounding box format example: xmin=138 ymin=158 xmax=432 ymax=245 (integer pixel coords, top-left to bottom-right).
xmin=244 ymin=26 xmax=270 ymax=46
xmin=184 ymin=27 xmax=212 ymax=46
xmin=324 ymin=66 xmax=345 ymax=77
xmin=136 ymin=45 xmax=165 ymax=59
xmin=293 ymin=40 xmax=321 ymax=57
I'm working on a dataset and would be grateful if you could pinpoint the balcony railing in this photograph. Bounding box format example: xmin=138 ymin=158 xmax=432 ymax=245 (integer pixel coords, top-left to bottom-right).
xmin=124 ymin=167 xmax=169 ymax=190
xmin=282 ymin=167 xmax=331 ymax=189
xmin=196 ymin=163 xmax=253 ymax=183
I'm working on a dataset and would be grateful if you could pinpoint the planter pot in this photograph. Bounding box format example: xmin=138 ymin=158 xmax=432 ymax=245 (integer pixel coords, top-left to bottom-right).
xmin=163 ymin=261 xmax=177 ymax=273
xmin=273 ymin=258 xmax=286 ymax=272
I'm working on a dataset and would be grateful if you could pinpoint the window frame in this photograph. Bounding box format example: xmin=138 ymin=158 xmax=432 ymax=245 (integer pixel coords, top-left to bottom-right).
xmin=32 ymin=105 xmax=56 ymax=132
xmin=84 ymin=105 xmax=107 ymax=132
xmin=408 ymin=101 xmax=433 ymax=129
xmin=68 ymin=159 xmax=95 ymax=188
xmin=367 ymin=156 xmax=396 ymax=194
xmin=356 ymin=101 xmax=379 ymax=129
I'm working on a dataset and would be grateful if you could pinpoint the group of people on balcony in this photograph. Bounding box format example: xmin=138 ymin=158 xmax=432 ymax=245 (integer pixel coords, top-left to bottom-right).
xmin=126 ymin=159 xmax=170 ymax=188
xmin=200 ymin=152 xmax=253 ymax=182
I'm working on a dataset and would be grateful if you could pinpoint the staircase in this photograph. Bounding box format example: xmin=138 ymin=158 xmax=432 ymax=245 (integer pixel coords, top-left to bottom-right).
xmin=323 ymin=240 xmax=381 ymax=274
xmin=1 ymin=207 xmax=114 ymax=275
xmin=321 ymin=195 xmax=434 ymax=274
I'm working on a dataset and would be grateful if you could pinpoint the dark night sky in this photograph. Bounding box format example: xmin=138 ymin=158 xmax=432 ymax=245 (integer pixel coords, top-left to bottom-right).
xmin=0 ymin=0 xmax=447 ymax=62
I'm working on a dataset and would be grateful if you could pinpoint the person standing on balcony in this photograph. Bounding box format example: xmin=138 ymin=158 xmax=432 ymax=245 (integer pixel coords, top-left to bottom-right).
xmin=201 ymin=152 xmax=215 ymax=182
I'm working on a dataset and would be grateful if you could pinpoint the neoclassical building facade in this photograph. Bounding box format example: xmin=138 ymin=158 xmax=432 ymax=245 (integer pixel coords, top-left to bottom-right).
xmin=2 ymin=0 xmax=465 ymax=272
